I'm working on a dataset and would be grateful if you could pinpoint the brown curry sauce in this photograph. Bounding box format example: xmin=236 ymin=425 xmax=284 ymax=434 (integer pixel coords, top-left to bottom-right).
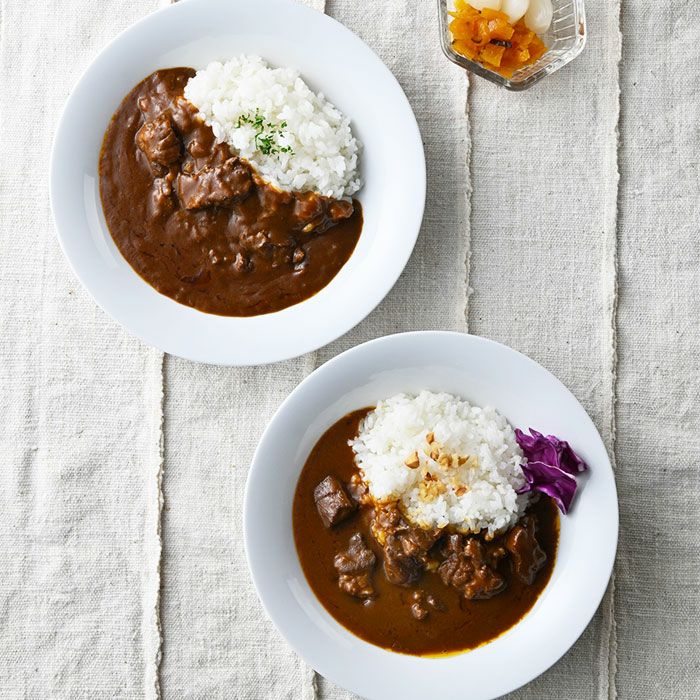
xmin=99 ymin=68 xmax=362 ymax=317
xmin=293 ymin=409 xmax=559 ymax=656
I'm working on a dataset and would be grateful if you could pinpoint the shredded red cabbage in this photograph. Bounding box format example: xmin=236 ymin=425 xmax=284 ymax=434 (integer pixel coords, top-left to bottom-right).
xmin=515 ymin=428 xmax=588 ymax=514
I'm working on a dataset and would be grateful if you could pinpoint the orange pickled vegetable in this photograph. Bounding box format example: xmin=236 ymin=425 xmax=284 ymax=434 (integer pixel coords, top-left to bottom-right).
xmin=472 ymin=16 xmax=491 ymax=45
xmin=488 ymin=18 xmax=515 ymax=42
xmin=454 ymin=0 xmax=478 ymax=13
xmin=448 ymin=17 xmax=472 ymax=36
xmin=480 ymin=43 xmax=506 ymax=67
xmin=501 ymin=47 xmax=530 ymax=70
xmin=480 ymin=8 xmax=509 ymax=22
xmin=453 ymin=39 xmax=479 ymax=60
xmin=527 ymin=35 xmax=548 ymax=62
xmin=512 ymin=26 xmax=535 ymax=45
xmin=448 ymin=2 xmax=549 ymax=78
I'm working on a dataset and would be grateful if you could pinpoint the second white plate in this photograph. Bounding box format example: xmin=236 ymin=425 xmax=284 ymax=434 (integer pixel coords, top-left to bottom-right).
xmin=245 ymin=331 xmax=618 ymax=700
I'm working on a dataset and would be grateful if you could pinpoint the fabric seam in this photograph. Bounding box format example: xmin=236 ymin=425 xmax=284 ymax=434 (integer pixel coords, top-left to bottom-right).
xmin=464 ymin=73 xmax=474 ymax=333
xmin=152 ymin=351 xmax=166 ymax=700
xmin=145 ymin=349 xmax=166 ymax=700
xmin=605 ymin=1 xmax=624 ymax=697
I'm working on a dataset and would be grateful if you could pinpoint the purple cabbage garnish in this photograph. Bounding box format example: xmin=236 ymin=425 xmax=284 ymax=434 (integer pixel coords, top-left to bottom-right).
xmin=515 ymin=428 xmax=588 ymax=514
xmin=516 ymin=460 xmax=578 ymax=514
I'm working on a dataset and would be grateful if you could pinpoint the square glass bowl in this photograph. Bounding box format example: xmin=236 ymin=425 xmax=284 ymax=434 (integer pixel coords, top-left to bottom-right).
xmin=438 ymin=0 xmax=586 ymax=90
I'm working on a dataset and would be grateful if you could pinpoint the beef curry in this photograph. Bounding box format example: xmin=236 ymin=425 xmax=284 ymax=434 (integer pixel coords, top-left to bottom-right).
xmin=99 ymin=68 xmax=362 ymax=317
xmin=292 ymin=409 xmax=559 ymax=656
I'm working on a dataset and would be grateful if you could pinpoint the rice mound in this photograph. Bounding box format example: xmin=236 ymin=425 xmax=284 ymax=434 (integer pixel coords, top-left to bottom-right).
xmin=350 ymin=391 xmax=529 ymax=536
xmin=184 ymin=56 xmax=362 ymax=200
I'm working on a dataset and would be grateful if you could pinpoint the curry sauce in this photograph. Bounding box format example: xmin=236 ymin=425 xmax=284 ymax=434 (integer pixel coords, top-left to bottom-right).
xmin=99 ymin=68 xmax=362 ymax=317
xmin=293 ymin=409 xmax=559 ymax=656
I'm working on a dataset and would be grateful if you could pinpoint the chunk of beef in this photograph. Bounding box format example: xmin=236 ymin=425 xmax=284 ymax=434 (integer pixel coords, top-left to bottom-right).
xmin=338 ymin=572 xmax=374 ymax=600
xmin=328 ymin=199 xmax=354 ymax=221
xmin=410 ymin=590 xmax=445 ymax=621
xmin=505 ymin=515 xmax=547 ymax=585
xmin=333 ymin=533 xmax=376 ymax=600
xmin=293 ymin=192 xmax=324 ymax=224
xmin=136 ymin=114 xmax=181 ymax=170
xmin=167 ymin=95 xmax=197 ymax=135
xmin=383 ymin=533 xmax=424 ymax=586
xmin=177 ymin=158 xmax=253 ymax=210
xmin=384 ymin=526 xmax=439 ymax=586
xmin=438 ymin=534 xmax=506 ymax=600
xmin=313 ymin=475 xmax=357 ymax=529
xmin=334 ymin=533 xmax=376 ymax=573
xmin=485 ymin=543 xmax=508 ymax=569
xmin=371 ymin=504 xmax=441 ymax=587
xmin=148 ymin=178 xmax=175 ymax=219
xmin=293 ymin=191 xmax=347 ymax=234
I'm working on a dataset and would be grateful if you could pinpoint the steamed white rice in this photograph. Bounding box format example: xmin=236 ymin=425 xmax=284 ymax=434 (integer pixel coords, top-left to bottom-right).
xmin=184 ymin=56 xmax=361 ymax=199
xmin=350 ymin=391 xmax=529 ymax=536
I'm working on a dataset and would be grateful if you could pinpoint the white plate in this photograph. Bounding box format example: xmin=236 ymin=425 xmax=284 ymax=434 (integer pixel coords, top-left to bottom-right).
xmin=245 ymin=331 xmax=618 ymax=700
xmin=50 ymin=0 xmax=425 ymax=365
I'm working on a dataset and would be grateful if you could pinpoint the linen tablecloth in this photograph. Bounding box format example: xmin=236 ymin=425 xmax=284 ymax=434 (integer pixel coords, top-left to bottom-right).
xmin=1 ymin=0 xmax=698 ymax=697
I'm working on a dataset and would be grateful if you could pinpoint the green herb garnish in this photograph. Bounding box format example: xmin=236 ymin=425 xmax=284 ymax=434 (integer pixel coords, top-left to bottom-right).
xmin=235 ymin=109 xmax=295 ymax=157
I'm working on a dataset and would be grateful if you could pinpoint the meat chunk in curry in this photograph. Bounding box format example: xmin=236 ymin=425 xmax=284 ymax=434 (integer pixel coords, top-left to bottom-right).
xmin=176 ymin=158 xmax=253 ymax=210
xmin=313 ymin=475 xmax=357 ymax=529
xmin=438 ymin=534 xmax=506 ymax=600
xmin=505 ymin=514 xmax=547 ymax=584
xmin=136 ymin=114 xmax=181 ymax=170
xmin=371 ymin=504 xmax=440 ymax=586
xmin=333 ymin=533 xmax=376 ymax=600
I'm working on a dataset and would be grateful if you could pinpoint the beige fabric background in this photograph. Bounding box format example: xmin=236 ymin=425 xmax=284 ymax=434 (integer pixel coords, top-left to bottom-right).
xmin=0 ymin=0 xmax=698 ymax=698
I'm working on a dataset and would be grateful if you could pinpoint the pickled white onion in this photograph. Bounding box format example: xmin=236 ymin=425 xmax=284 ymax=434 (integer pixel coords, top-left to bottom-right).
xmin=501 ymin=0 xmax=529 ymax=24
xmin=524 ymin=0 xmax=553 ymax=34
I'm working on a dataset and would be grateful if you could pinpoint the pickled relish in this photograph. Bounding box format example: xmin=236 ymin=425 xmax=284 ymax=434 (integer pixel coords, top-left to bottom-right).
xmin=448 ymin=1 xmax=548 ymax=78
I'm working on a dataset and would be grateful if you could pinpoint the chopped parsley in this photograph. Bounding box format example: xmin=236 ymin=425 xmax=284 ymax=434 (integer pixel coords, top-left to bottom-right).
xmin=235 ymin=109 xmax=295 ymax=157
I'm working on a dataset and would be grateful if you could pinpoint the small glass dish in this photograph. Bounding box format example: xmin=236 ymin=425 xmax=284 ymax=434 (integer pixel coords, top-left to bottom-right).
xmin=437 ymin=0 xmax=586 ymax=91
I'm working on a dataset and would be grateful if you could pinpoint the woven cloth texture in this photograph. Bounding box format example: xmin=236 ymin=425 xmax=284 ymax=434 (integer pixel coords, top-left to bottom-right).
xmin=0 ymin=3 xmax=164 ymax=697
xmin=0 ymin=0 xmax=698 ymax=698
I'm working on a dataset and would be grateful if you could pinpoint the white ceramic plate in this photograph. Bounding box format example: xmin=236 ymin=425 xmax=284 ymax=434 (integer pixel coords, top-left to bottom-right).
xmin=245 ymin=332 xmax=618 ymax=700
xmin=50 ymin=0 xmax=425 ymax=366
